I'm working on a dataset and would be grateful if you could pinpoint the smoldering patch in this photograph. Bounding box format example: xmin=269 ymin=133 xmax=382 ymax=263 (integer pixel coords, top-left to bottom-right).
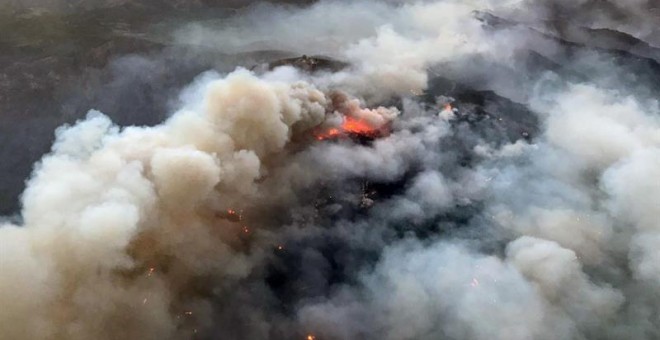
xmin=2 ymin=0 xmax=660 ymax=339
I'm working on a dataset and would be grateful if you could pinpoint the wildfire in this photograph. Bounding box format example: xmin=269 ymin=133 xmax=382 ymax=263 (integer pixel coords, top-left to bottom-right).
xmin=438 ymin=102 xmax=456 ymax=120
xmin=315 ymin=116 xmax=385 ymax=141
xmin=218 ymin=209 xmax=242 ymax=222
xmin=316 ymin=128 xmax=342 ymax=140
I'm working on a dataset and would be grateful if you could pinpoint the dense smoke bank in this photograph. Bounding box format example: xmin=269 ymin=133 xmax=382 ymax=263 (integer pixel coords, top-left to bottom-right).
xmin=1 ymin=0 xmax=660 ymax=339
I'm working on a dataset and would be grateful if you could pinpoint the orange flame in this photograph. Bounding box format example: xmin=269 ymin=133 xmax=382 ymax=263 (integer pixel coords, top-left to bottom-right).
xmin=315 ymin=116 xmax=384 ymax=141
xmin=342 ymin=116 xmax=379 ymax=135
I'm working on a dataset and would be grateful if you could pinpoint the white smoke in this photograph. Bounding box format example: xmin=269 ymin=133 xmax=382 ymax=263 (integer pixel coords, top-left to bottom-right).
xmin=175 ymin=0 xmax=497 ymax=101
xmin=0 ymin=68 xmax=397 ymax=338
xmin=2 ymin=0 xmax=660 ymax=339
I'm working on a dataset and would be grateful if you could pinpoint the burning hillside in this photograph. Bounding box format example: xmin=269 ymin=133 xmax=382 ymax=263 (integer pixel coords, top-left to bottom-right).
xmin=1 ymin=0 xmax=660 ymax=340
xmin=312 ymin=92 xmax=397 ymax=142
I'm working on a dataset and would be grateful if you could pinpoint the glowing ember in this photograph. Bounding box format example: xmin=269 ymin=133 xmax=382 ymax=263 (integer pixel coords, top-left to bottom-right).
xmin=277 ymin=245 xmax=284 ymax=251
xmin=220 ymin=209 xmax=242 ymax=222
xmin=307 ymin=335 xmax=316 ymax=340
xmin=242 ymin=226 xmax=250 ymax=233
xmin=147 ymin=267 xmax=155 ymax=277
xmin=316 ymin=128 xmax=342 ymax=141
xmin=315 ymin=116 xmax=385 ymax=141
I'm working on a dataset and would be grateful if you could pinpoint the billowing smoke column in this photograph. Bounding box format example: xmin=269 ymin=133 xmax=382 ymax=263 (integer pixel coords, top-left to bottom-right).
xmin=0 ymin=68 xmax=397 ymax=338
xmin=2 ymin=0 xmax=660 ymax=339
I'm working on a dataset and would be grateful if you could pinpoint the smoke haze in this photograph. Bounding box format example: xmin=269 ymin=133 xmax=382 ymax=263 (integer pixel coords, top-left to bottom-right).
xmin=1 ymin=0 xmax=660 ymax=339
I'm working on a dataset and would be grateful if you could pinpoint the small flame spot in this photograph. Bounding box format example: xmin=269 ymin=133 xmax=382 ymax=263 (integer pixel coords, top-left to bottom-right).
xmin=314 ymin=116 xmax=385 ymax=140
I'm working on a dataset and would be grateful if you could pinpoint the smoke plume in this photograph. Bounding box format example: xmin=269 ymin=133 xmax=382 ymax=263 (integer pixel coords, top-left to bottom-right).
xmin=2 ymin=0 xmax=660 ymax=339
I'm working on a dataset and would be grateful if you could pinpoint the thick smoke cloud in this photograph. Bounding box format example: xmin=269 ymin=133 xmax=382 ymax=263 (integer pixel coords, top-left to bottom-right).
xmin=507 ymin=0 xmax=660 ymax=46
xmin=2 ymin=0 xmax=660 ymax=339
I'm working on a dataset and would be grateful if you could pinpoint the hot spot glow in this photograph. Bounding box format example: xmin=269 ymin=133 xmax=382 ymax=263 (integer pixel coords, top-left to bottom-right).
xmin=315 ymin=116 xmax=384 ymax=140
xmin=221 ymin=209 xmax=242 ymax=222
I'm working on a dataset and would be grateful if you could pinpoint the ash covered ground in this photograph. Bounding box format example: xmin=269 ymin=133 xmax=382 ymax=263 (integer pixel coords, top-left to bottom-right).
xmin=1 ymin=1 xmax=660 ymax=339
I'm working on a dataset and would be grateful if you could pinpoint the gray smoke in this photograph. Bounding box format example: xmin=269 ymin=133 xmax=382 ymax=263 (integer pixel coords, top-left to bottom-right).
xmin=1 ymin=0 xmax=660 ymax=339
